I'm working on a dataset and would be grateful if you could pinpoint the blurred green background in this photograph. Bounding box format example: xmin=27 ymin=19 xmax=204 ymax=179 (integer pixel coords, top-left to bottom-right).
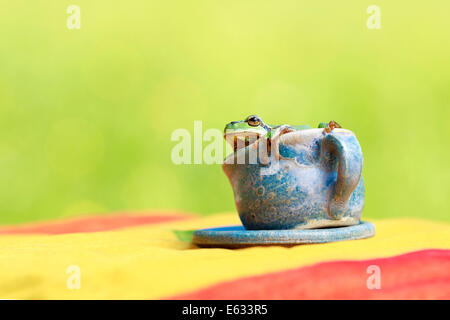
xmin=0 ymin=1 xmax=448 ymax=224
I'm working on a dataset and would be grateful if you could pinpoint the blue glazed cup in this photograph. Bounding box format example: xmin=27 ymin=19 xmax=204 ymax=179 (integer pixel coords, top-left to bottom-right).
xmin=222 ymin=129 xmax=365 ymax=230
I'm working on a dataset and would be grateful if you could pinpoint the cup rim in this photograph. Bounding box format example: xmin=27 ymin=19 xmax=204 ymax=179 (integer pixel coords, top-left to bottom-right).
xmin=280 ymin=128 xmax=355 ymax=146
xmin=223 ymin=128 xmax=356 ymax=163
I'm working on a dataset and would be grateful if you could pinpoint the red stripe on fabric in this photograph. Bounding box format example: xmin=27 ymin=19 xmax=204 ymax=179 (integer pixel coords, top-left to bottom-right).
xmin=0 ymin=212 xmax=192 ymax=235
xmin=171 ymin=249 xmax=450 ymax=300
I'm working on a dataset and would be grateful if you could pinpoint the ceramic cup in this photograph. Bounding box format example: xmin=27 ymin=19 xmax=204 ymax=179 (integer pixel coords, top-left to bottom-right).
xmin=223 ymin=128 xmax=364 ymax=230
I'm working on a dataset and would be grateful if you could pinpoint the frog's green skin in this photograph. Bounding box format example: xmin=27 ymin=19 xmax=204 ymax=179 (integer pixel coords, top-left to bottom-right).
xmin=223 ymin=120 xmax=268 ymax=147
xmin=224 ymin=116 xmax=324 ymax=147
xmin=224 ymin=115 xmax=326 ymax=165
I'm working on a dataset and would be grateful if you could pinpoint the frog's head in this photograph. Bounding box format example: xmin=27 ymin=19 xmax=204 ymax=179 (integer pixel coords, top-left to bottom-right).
xmin=224 ymin=115 xmax=270 ymax=151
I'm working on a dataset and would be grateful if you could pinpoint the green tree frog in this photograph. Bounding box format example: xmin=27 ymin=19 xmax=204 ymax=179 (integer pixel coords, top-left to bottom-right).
xmin=224 ymin=115 xmax=341 ymax=165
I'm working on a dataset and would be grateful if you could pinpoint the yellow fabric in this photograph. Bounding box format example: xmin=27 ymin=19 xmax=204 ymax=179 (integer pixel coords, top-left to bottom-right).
xmin=0 ymin=214 xmax=449 ymax=299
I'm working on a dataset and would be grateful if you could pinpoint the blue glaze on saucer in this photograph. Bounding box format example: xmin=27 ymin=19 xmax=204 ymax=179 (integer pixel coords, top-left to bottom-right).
xmin=193 ymin=221 xmax=375 ymax=248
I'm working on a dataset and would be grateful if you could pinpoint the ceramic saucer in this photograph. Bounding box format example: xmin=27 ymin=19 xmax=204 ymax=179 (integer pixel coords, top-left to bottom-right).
xmin=193 ymin=221 xmax=375 ymax=248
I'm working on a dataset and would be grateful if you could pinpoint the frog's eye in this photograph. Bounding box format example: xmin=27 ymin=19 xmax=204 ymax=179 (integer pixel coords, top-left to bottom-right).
xmin=246 ymin=115 xmax=261 ymax=127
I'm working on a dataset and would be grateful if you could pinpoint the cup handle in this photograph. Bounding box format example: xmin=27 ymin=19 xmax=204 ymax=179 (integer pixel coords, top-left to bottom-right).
xmin=321 ymin=132 xmax=363 ymax=219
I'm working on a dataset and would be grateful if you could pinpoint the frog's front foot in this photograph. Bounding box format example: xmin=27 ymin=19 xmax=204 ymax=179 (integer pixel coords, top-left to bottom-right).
xmin=259 ymin=125 xmax=297 ymax=166
xmin=323 ymin=120 xmax=342 ymax=133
